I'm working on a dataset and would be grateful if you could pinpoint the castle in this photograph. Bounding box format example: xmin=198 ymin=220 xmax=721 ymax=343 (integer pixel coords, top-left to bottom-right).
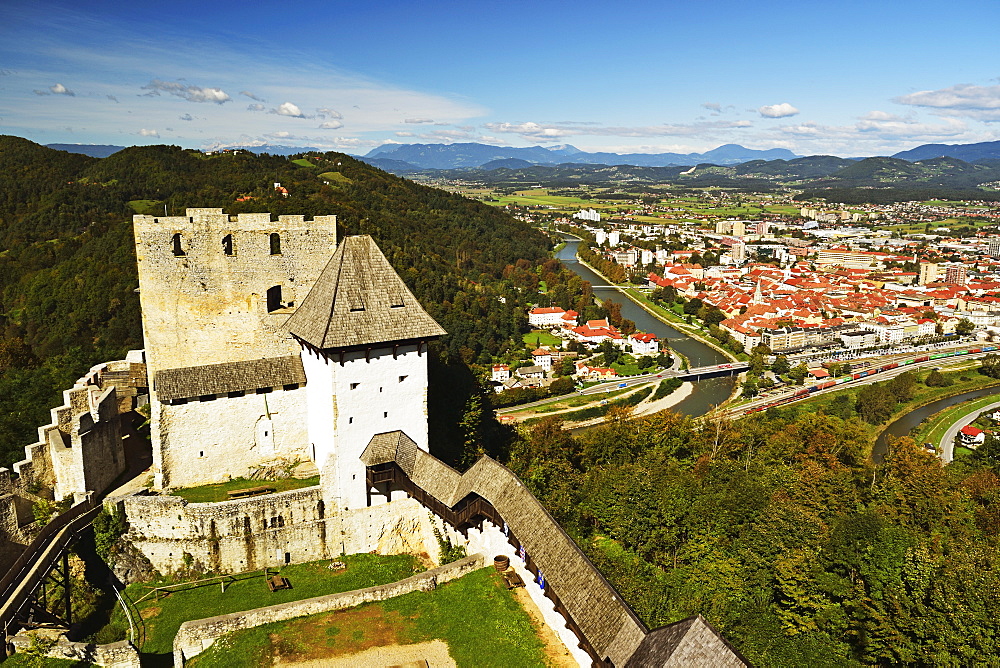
xmin=2 ymin=208 xmax=748 ymax=666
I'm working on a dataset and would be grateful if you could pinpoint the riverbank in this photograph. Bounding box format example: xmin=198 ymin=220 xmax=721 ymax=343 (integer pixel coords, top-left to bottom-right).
xmin=562 ymin=381 xmax=693 ymax=430
xmin=571 ymin=253 xmax=737 ymax=363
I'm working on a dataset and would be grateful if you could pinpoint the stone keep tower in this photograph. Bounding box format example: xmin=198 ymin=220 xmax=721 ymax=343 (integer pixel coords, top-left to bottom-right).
xmin=133 ymin=208 xmax=338 ymax=375
xmin=134 ymin=209 xmax=337 ymax=489
xmin=285 ymin=236 xmax=446 ymax=511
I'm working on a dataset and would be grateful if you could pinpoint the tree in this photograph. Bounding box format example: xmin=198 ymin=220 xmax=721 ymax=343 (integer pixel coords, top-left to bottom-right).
xmin=924 ymin=369 xmax=948 ymax=387
xmin=682 ymin=297 xmax=704 ymax=316
xmin=855 ymin=383 xmax=896 ymax=423
xmin=600 ymin=339 xmax=621 ymax=366
xmin=741 ymin=378 xmax=759 ymax=398
xmin=772 ymin=355 xmax=791 ymax=376
xmin=887 ymin=372 xmax=917 ymax=402
xmin=788 ymin=363 xmax=809 ymax=385
xmin=956 ymin=318 xmax=975 ymax=336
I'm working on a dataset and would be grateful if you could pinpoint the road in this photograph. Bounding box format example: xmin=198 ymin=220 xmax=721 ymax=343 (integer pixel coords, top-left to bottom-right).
xmin=938 ymin=399 xmax=1000 ymax=463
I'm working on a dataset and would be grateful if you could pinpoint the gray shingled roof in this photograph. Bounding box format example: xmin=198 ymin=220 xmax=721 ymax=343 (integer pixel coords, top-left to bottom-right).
xmin=154 ymin=356 xmax=306 ymax=401
xmin=361 ymin=432 xmax=751 ymax=667
xmin=285 ymin=235 xmax=446 ymax=350
xmin=625 ymin=615 xmax=750 ymax=667
xmin=361 ymin=431 xmax=647 ymax=665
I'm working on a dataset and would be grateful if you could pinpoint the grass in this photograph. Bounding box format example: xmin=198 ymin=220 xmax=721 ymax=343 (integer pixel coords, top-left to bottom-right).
xmin=522 ymin=330 xmax=563 ymax=348
xmin=790 ymin=368 xmax=1000 ymax=430
xmin=1 ymin=656 xmax=93 ymax=667
xmin=319 ymin=171 xmax=353 ymax=184
xmin=291 ymin=158 xmax=314 ymax=168
xmin=100 ymin=553 xmax=422 ymax=658
xmin=509 ymin=385 xmax=635 ymax=416
xmin=188 ymin=568 xmax=548 ymax=668
xmin=171 ymin=476 xmax=320 ymax=503
xmin=913 ymin=392 xmax=1000 ymax=446
xmin=127 ymin=199 xmax=163 ymax=215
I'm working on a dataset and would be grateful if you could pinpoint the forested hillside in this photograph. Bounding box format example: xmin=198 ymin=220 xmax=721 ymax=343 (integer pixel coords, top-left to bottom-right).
xmin=0 ymin=136 xmax=551 ymax=469
xmin=507 ymin=407 xmax=1000 ymax=666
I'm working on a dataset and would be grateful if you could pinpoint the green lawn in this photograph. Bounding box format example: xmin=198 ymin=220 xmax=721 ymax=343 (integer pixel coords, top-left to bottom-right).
xmin=291 ymin=158 xmax=314 ymax=168
xmin=127 ymin=199 xmax=163 ymax=215
xmin=522 ymin=330 xmax=563 ymax=348
xmin=99 ymin=553 xmax=422 ymax=658
xmin=188 ymin=568 xmax=548 ymax=668
xmin=171 ymin=476 xmax=320 ymax=503
xmin=319 ymin=171 xmax=352 ymax=184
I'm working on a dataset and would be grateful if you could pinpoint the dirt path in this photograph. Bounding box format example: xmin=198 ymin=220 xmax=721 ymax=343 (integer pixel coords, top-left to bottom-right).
xmin=278 ymin=639 xmax=456 ymax=667
xmin=511 ymin=587 xmax=579 ymax=667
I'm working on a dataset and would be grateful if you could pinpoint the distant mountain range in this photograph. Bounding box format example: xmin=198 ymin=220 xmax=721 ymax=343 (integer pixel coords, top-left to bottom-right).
xmin=38 ymin=139 xmax=1000 ymax=179
xmin=45 ymin=143 xmax=125 ymax=158
xmin=362 ymin=142 xmax=800 ymax=170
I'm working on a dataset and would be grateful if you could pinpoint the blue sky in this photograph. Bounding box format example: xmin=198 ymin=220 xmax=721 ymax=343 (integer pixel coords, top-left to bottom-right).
xmin=1 ymin=0 xmax=998 ymax=157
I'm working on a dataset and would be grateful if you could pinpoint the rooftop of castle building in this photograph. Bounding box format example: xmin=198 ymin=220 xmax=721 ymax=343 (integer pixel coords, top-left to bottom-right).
xmin=284 ymin=235 xmax=446 ymax=350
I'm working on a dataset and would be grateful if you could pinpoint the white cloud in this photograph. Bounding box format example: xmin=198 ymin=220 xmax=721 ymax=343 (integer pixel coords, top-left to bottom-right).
xmin=395 ymin=131 xmax=415 ymax=137
xmin=316 ymin=107 xmax=343 ymax=119
xmin=240 ymin=90 xmax=265 ymax=102
xmin=404 ymin=118 xmax=435 ymax=124
xmin=895 ymin=83 xmax=1000 ymax=110
xmin=318 ymin=120 xmax=343 ymax=129
xmin=179 ymin=113 xmax=194 ymax=121
xmin=142 ymin=79 xmax=230 ymax=104
xmin=895 ymin=83 xmax=1000 ymax=121
xmin=484 ymin=120 xmax=752 ymax=141
xmin=139 ymin=128 xmax=159 ymax=137
xmin=247 ymin=103 xmax=265 ymax=112
xmin=701 ymin=102 xmax=722 ymax=113
xmin=50 ymin=83 xmax=75 ymax=96
xmin=271 ymin=101 xmax=307 ymax=118
xmin=758 ymin=103 xmax=799 ymax=118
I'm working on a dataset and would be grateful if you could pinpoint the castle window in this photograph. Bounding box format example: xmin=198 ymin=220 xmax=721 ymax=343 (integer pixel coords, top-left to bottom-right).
xmin=282 ymin=383 xmax=298 ymax=391
xmin=222 ymin=234 xmax=234 ymax=256
xmin=399 ymin=375 xmax=408 ymax=383
xmin=269 ymin=233 xmax=281 ymax=255
xmin=350 ymin=382 xmax=360 ymax=390
xmin=266 ymin=285 xmax=283 ymax=312
xmin=348 ymin=417 xmax=353 ymax=424
xmin=171 ymin=233 xmax=186 ymax=257
xmin=383 ymin=411 xmax=388 ymax=418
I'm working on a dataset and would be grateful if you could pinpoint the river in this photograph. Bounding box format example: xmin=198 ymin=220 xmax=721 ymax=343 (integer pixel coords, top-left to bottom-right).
xmin=875 ymin=385 xmax=1000 ymax=461
xmin=554 ymin=237 xmax=734 ymax=416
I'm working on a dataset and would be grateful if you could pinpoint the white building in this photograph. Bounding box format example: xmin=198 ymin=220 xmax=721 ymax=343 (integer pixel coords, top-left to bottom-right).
xmin=573 ymin=208 xmax=601 ymax=222
xmin=528 ymin=306 xmax=567 ymax=328
xmin=628 ymin=332 xmax=659 ymax=356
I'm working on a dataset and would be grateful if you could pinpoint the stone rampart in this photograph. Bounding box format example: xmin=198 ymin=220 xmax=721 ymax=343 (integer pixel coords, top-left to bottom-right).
xmin=9 ymin=635 xmax=141 ymax=668
xmin=172 ymin=554 xmax=484 ymax=665
xmin=121 ymin=491 xmax=442 ymax=575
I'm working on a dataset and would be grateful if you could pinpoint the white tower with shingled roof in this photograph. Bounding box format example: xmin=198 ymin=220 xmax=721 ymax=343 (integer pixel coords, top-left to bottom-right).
xmin=285 ymin=235 xmax=446 ymax=511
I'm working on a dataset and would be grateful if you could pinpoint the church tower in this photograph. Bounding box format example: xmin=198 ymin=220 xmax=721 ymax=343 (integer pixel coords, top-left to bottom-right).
xmin=284 ymin=236 xmax=446 ymax=511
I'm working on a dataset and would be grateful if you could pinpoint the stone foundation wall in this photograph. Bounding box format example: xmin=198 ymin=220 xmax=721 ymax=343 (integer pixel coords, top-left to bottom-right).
xmin=9 ymin=635 xmax=141 ymax=668
xmin=121 ymin=492 xmax=442 ymax=575
xmin=172 ymin=554 xmax=484 ymax=665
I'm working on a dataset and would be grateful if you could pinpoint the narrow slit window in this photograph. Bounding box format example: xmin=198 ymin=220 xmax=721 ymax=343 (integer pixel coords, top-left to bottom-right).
xmin=171 ymin=233 xmax=185 ymax=257
xmin=350 ymin=382 xmax=360 ymax=390
xmin=266 ymin=285 xmax=283 ymax=312
xmin=269 ymin=232 xmax=281 ymax=255
xmin=222 ymin=234 xmax=234 ymax=256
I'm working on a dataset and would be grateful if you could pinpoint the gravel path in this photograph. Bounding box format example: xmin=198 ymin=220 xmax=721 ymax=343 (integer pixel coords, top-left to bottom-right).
xmin=279 ymin=639 xmax=456 ymax=667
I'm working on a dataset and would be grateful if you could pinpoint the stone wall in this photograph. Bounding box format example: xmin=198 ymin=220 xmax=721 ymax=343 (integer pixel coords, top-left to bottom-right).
xmin=172 ymin=554 xmax=484 ymax=665
xmin=153 ymin=386 xmax=309 ymax=490
xmin=9 ymin=635 xmax=141 ymax=668
xmin=302 ymin=344 xmax=431 ymax=511
xmin=120 ymin=492 xmax=442 ymax=575
xmin=133 ymin=209 xmax=337 ymax=376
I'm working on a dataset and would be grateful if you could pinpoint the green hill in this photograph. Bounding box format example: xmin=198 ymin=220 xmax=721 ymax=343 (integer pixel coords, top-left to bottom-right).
xmin=0 ymin=136 xmax=551 ymax=469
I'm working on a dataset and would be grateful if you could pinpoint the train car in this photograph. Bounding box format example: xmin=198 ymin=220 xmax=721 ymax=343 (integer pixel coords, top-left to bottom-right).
xmin=878 ymin=362 xmax=899 ymax=372
xmin=970 ymin=348 xmax=982 ymax=354
xmin=816 ymin=381 xmax=836 ymax=391
xmin=793 ymin=388 xmax=810 ymax=398
xmin=901 ymin=358 xmax=914 ymax=366
xmin=955 ymin=349 xmax=969 ymax=356
xmin=984 ymin=346 xmax=997 ymax=352
xmin=915 ymin=355 xmax=930 ymax=363
xmin=930 ymin=353 xmax=946 ymax=360
xmin=852 ymin=372 xmax=862 ymax=380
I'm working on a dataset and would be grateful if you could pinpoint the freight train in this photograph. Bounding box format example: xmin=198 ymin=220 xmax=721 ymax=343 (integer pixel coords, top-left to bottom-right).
xmin=745 ymin=346 xmax=997 ymax=414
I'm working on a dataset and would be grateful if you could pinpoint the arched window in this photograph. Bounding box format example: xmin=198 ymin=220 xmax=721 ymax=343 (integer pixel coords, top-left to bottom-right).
xmin=269 ymin=232 xmax=281 ymax=255
xmin=171 ymin=233 xmax=185 ymax=257
xmin=266 ymin=285 xmax=282 ymax=312
xmin=222 ymin=234 xmax=234 ymax=256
